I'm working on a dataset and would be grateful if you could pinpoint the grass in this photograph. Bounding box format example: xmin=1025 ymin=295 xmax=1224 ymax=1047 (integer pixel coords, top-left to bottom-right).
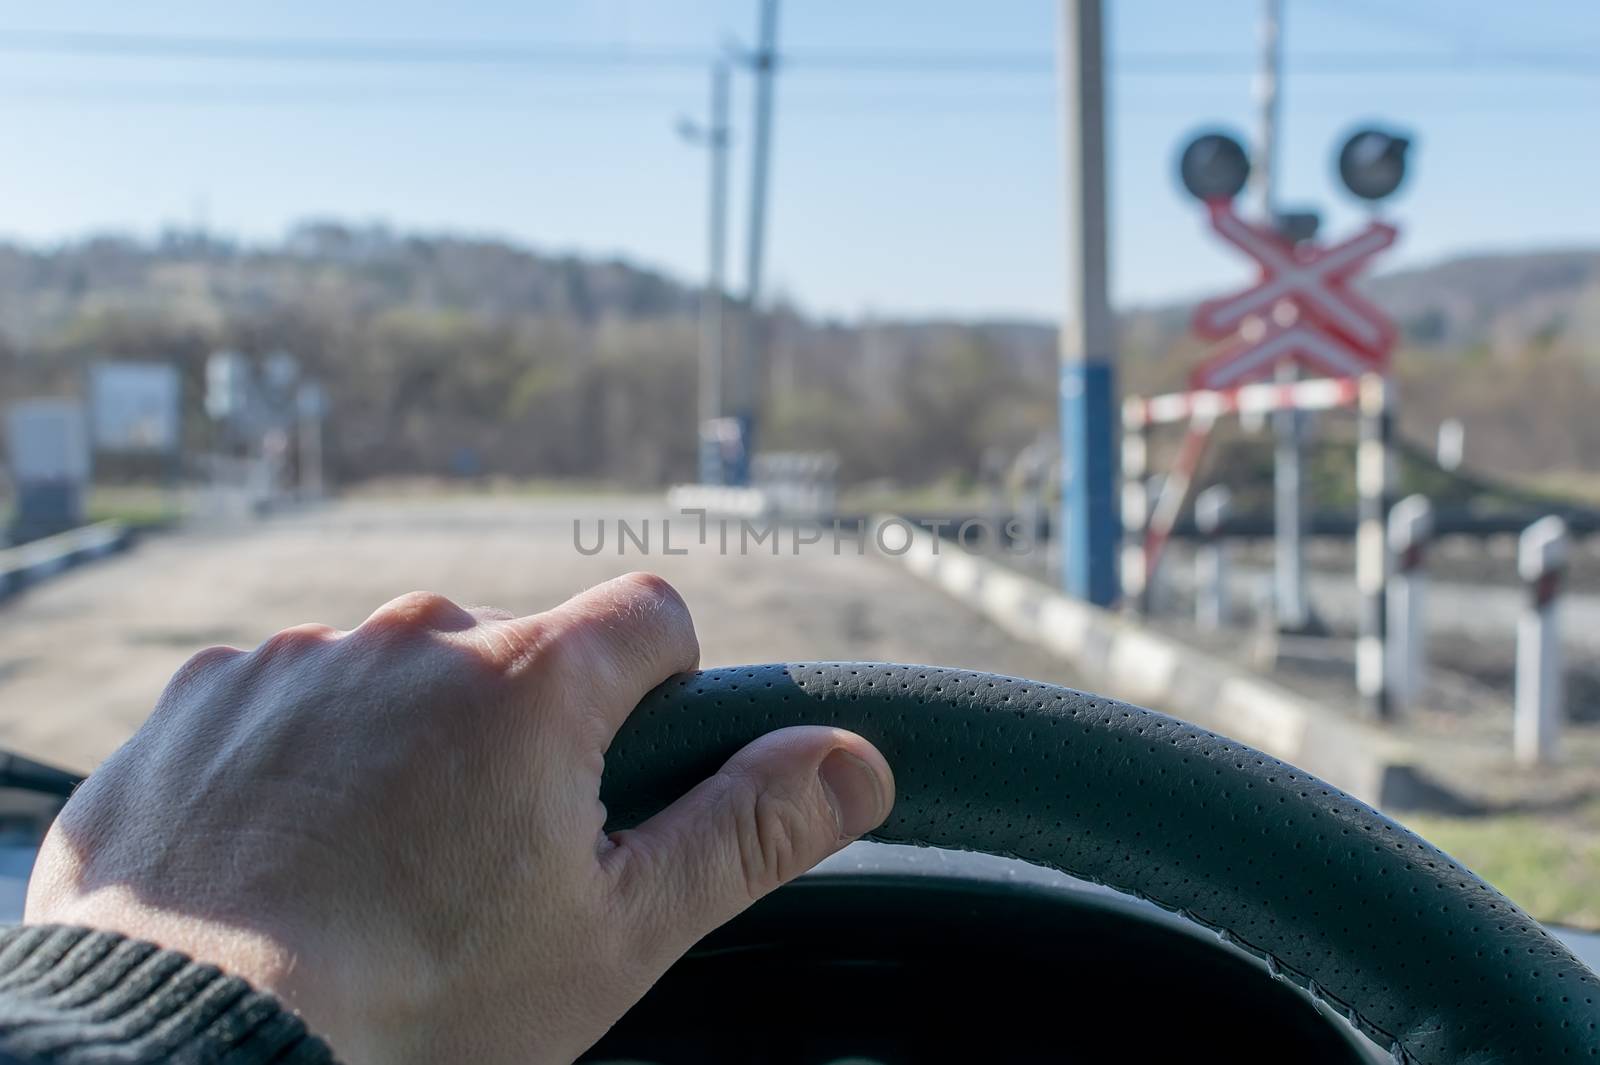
xmin=85 ymin=486 xmax=183 ymax=528
xmin=1524 ymin=470 xmax=1600 ymax=506
xmin=2 ymin=486 xmax=181 ymax=537
xmin=1400 ymin=812 xmax=1600 ymax=930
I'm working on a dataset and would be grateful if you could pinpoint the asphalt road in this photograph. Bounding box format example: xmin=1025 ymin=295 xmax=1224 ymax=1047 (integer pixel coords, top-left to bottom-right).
xmin=0 ymin=496 xmax=1085 ymax=771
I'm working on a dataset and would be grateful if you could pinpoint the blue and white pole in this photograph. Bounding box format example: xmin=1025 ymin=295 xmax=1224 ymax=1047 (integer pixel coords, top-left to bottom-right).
xmin=1057 ymin=0 xmax=1120 ymax=607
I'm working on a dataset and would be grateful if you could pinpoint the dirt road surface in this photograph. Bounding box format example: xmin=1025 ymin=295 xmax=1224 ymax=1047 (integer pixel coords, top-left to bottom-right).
xmin=0 ymin=496 xmax=1084 ymax=770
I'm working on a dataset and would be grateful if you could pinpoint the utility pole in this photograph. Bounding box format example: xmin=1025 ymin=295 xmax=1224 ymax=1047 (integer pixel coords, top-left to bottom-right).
xmin=1252 ymin=0 xmax=1281 ymax=217
xmin=1057 ymin=0 xmax=1119 ymax=606
xmin=734 ymin=0 xmax=780 ymax=487
xmin=1257 ymin=0 xmax=1311 ymax=632
xmin=295 ymin=381 xmax=327 ymax=499
xmin=679 ymin=63 xmax=732 ymax=485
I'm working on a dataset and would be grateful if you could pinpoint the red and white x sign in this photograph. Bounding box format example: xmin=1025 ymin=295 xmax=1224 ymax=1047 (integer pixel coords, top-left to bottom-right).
xmin=1191 ymin=321 xmax=1382 ymax=391
xmin=1189 ymin=199 xmax=1398 ymax=390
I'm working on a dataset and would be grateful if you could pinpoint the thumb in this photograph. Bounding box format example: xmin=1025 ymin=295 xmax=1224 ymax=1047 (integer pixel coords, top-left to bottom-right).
xmin=606 ymin=726 xmax=893 ymax=965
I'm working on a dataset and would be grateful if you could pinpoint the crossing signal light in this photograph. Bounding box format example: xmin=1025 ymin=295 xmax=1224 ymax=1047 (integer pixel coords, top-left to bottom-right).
xmin=1178 ymin=131 xmax=1251 ymax=202
xmin=1337 ymin=127 xmax=1411 ymax=202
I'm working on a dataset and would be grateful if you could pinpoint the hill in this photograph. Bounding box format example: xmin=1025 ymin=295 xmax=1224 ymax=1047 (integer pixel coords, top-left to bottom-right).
xmin=0 ymin=221 xmax=1596 ymax=487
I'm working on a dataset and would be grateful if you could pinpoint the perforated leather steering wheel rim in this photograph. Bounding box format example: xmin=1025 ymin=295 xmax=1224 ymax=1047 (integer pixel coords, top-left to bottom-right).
xmin=600 ymin=663 xmax=1600 ymax=1064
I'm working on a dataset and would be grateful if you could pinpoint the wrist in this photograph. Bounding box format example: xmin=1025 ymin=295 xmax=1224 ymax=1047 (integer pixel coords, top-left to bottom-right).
xmin=0 ymin=921 xmax=337 ymax=1063
xmin=27 ymin=886 xmax=348 ymax=1040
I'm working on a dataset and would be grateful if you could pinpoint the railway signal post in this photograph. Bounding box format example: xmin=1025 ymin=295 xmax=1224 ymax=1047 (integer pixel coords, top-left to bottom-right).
xmin=1168 ymin=126 xmax=1411 ymax=716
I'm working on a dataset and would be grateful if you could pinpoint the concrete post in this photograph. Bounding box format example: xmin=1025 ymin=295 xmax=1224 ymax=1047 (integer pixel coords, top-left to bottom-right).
xmin=731 ymin=0 xmax=781 ymax=487
xmin=1056 ymin=0 xmax=1120 ymax=607
xmin=1385 ymin=494 xmax=1433 ymax=713
xmin=1194 ymin=484 xmax=1232 ymax=630
xmin=1515 ymin=515 xmax=1569 ymax=766
xmin=696 ymin=63 xmax=732 ymax=486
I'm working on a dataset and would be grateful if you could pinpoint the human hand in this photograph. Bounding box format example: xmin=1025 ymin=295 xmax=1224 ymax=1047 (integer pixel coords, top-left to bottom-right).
xmin=25 ymin=574 xmax=895 ymax=1063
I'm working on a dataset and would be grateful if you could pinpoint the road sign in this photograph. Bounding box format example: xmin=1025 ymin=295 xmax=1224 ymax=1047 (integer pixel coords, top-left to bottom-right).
xmin=1192 ymin=321 xmax=1381 ymax=391
xmin=1190 ymin=200 xmax=1397 ymax=390
xmin=5 ymin=399 xmax=90 ymax=482
xmin=88 ymin=361 xmax=181 ymax=453
xmin=206 ymin=351 xmax=254 ymax=422
xmin=5 ymin=399 xmax=90 ymax=540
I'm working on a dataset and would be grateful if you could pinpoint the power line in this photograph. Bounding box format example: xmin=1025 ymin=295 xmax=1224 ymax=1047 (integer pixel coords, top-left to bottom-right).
xmin=0 ymin=30 xmax=1594 ymax=77
xmin=0 ymin=31 xmax=709 ymax=68
xmin=0 ymin=82 xmax=1586 ymax=113
xmin=787 ymin=47 xmax=1600 ymax=76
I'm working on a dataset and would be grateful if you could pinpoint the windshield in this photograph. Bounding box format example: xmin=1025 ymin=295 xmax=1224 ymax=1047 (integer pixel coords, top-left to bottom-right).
xmin=0 ymin=0 xmax=1595 ymax=947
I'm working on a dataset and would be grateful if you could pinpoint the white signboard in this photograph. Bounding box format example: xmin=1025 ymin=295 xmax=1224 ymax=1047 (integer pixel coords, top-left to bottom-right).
xmin=4 ymin=399 xmax=91 ymax=482
xmin=206 ymin=350 xmax=253 ymax=421
xmin=89 ymin=361 xmax=182 ymax=453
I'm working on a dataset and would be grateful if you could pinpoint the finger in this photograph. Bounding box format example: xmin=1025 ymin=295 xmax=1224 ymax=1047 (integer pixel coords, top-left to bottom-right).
xmin=605 ymin=726 xmax=893 ymax=966
xmin=513 ymin=572 xmax=699 ymax=739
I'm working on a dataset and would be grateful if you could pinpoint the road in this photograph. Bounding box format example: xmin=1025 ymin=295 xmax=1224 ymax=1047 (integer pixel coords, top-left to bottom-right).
xmin=0 ymin=496 xmax=1085 ymax=771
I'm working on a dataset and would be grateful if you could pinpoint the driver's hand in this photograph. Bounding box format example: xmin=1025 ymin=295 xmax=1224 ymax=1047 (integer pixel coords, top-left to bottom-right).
xmin=24 ymin=574 xmax=895 ymax=1064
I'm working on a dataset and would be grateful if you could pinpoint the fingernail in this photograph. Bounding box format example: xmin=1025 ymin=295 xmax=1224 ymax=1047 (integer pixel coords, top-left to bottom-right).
xmin=818 ymin=749 xmax=887 ymax=839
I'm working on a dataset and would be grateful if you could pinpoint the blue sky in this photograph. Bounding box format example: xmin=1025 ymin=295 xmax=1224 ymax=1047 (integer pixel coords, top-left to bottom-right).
xmin=0 ymin=1 xmax=1596 ymax=319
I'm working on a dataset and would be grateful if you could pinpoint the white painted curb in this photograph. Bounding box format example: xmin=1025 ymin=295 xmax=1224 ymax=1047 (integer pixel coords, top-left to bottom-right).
xmin=666 ymin=485 xmax=772 ymax=518
xmin=0 ymin=521 xmax=130 ymax=600
xmin=871 ymin=515 xmax=1440 ymax=811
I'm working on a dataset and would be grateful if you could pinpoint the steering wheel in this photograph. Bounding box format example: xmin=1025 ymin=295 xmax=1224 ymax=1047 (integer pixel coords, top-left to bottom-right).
xmin=601 ymin=663 xmax=1598 ymax=1064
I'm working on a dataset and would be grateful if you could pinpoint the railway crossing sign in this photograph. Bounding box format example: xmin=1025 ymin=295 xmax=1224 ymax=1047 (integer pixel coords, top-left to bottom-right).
xmin=1189 ymin=199 xmax=1398 ymax=390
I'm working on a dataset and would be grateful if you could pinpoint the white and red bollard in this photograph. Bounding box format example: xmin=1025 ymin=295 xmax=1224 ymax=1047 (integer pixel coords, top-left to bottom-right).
xmin=1515 ymin=516 xmax=1569 ymax=766
xmin=1385 ymin=495 xmax=1433 ymax=713
xmin=1120 ymin=416 xmax=1152 ymax=611
xmin=1194 ymin=485 xmax=1231 ymax=630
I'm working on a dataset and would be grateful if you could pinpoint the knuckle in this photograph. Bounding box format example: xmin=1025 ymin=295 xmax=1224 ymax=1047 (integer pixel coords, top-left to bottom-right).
xmin=559 ymin=572 xmax=696 ymax=674
xmin=734 ymin=785 xmax=822 ymax=901
xmin=365 ymin=590 xmax=469 ymax=634
xmin=486 ymin=610 xmax=556 ymax=668
xmin=253 ymin=623 xmax=339 ymax=661
xmin=617 ymin=571 xmax=687 ymax=617
xmin=471 ymin=614 xmax=555 ymax=676
xmin=169 ymin=644 xmax=243 ymax=688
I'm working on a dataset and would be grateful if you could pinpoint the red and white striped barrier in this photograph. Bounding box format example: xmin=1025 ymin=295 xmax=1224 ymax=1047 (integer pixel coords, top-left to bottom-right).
xmin=1122 ymin=376 xmax=1360 ymax=431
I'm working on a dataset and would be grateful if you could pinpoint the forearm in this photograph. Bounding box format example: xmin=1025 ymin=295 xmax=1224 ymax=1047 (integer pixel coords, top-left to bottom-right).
xmin=0 ymin=926 xmax=335 ymax=1064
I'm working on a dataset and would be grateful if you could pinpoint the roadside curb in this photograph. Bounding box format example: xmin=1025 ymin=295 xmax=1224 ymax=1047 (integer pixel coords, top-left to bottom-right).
xmin=666 ymin=484 xmax=771 ymax=518
xmin=870 ymin=515 xmax=1448 ymax=811
xmin=0 ymin=522 xmax=131 ymax=602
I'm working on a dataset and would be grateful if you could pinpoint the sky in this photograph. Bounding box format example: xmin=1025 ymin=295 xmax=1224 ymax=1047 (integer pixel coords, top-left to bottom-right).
xmin=0 ymin=1 xmax=1596 ymax=320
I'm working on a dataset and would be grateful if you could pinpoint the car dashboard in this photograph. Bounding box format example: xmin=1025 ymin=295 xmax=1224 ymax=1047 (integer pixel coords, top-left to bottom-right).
xmin=582 ymin=843 xmax=1389 ymax=1064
